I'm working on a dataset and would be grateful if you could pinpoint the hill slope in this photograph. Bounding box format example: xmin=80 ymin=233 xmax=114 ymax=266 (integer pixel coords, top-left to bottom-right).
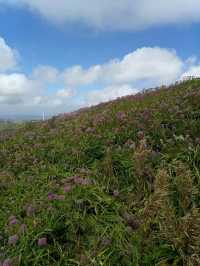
xmin=1 ymin=79 xmax=200 ymax=265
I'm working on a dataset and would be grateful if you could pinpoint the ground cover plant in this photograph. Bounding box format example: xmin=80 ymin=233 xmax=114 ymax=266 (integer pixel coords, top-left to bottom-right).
xmin=0 ymin=79 xmax=200 ymax=265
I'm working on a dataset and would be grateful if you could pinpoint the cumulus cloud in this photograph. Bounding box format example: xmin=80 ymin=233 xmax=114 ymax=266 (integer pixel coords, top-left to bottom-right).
xmin=0 ymin=73 xmax=31 ymax=96
xmin=63 ymin=47 xmax=183 ymax=87
xmin=63 ymin=65 xmax=101 ymax=87
xmin=2 ymin=0 xmax=200 ymax=30
xmin=0 ymin=37 xmax=18 ymax=72
xmin=32 ymin=65 xmax=59 ymax=84
xmin=0 ymin=35 xmax=199 ymax=116
xmin=181 ymin=65 xmax=200 ymax=79
xmin=56 ymin=88 xmax=74 ymax=98
xmin=86 ymin=84 xmax=139 ymax=106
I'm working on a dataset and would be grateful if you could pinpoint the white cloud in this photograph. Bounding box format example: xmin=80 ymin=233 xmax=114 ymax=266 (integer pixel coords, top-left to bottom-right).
xmin=0 ymin=37 xmax=18 ymax=72
xmin=0 ymin=73 xmax=35 ymax=105
xmin=32 ymin=65 xmax=59 ymax=84
xmin=2 ymin=0 xmax=200 ymax=30
xmin=63 ymin=47 xmax=183 ymax=87
xmin=181 ymin=65 xmax=200 ymax=79
xmin=86 ymin=84 xmax=139 ymax=106
xmin=63 ymin=65 xmax=101 ymax=87
xmin=0 ymin=73 xmax=31 ymax=96
xmin=0 ymin=34 xmax=198 ymax=116
xmin=56 ymin=88 xmax=74 ymax=98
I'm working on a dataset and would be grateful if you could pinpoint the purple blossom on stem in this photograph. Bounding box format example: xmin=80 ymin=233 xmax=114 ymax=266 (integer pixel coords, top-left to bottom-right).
xmin=2 ymin=259 xmax=12 ymax=266
xmin=113 ymin=190 xmax=120 ymax=197
xmin=37 ymin=237 xmax=47 ymax=247
xmin=48 ymin=192 xmax=57 ymax=201
xmin=48 ymin=192 xmax=65 ymax=201
xmin=18 ymin=224 xmax=27 ymax=234
xmin=8 ymin=235 xmax=19 ymax=246
xmin=26 ymin=205 xmax=35 ymax=217
xmin=8 ymin=218 xmax=19 ymax=227
xmin=55 ymin=195 xmax=65 ymax=201
xmin=73 ymin=176 xmax=91 ymax=186
xmin=116 ymin=111 xmax=126 ymax=121
xmin=64 ymin=184 xmax=73 ymax=193
xmin=8 ymin=216 xmax=16 ymax=222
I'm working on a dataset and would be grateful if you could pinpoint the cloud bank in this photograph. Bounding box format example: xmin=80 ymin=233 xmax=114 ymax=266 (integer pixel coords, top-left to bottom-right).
xmin=0 ymin=36 xmax=200 ymax=116
xmin=1 ymin=0 xmax=200 ymax=30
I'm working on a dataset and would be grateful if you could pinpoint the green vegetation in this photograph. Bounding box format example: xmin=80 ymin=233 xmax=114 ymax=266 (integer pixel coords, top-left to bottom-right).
xmin=0 ymin=121 xmax=17 ymax=131
xmin=1 ymin=79 xmax=200 ymax=265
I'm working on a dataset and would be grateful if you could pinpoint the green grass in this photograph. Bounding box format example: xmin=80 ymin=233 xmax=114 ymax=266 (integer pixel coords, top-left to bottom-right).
xmin=1 ymin=79 xmax=200 ymax=265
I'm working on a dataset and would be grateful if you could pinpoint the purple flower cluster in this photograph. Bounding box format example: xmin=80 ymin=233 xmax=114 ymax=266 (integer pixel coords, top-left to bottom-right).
xmin=64 ymin=183 xmax=73 ymax=193
xmin=93 ymin=114 xmax=106 ymax=126
xmin=116 ymin=111 xmax=126 ymax=122
xmin=70 ymin=176 xmax=91 ymax=186
xmin=1 ymin=258 xmax=12 ymax=266
xmin=8 ymin=216 xmax=19 ymax=227
xmin=48 ymin=192 xmax=65 ymax=201
xmin=37 ymin=237 xmax=47 ymax=247
xmin=8 ymin=235 xmax=19 ymax=246
xmin=26 ymin=205 xmax=36 ymax=217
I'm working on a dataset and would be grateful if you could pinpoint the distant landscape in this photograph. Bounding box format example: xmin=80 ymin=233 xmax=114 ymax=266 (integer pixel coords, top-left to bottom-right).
xmin=0 ymin=79 xmax=200 ymax=265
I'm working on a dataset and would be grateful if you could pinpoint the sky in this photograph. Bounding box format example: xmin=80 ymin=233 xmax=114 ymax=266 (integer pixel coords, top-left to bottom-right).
xmin=0 ymin=1 xmax=200 ymax=118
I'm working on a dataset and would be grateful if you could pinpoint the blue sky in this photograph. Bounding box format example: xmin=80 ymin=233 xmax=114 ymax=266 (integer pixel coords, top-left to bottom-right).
xmin=0 ymin=1 xmax=200 ymax=117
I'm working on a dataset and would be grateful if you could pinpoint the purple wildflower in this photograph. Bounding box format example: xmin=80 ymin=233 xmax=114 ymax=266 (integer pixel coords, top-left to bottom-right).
xmin=85 ymin=127 xmax=96 ymax=134
xmin=64 ymin=184 xmax=73 ymax=193
xmin=2 ymin=259 xmax=12 ymax=266
xmin=26 ymin=205 xmax=35 ymax=217
xmin=116 ymin=111 xmax=126 ymax=121
xmin=48 ymin=192 xmax=57 ymax=201
xmin=55 ymin=195 xmax=65 ymax=201
xmin=113 ymin=190 xmax=119 ymax=197
xmin=37 ymin=237 xmax=47 ymax=247
xmin=18 ymin=224 xmax=27 ymax=234
xmin=8 ymin=218 xmax=19 ymax=227
xmin=8 ymin=235 xmax=19 ymax=246
xmin=8 ymin=216 xmax=16 ymax=222
xmin=73 ymin=176 xmax=91 ymax=186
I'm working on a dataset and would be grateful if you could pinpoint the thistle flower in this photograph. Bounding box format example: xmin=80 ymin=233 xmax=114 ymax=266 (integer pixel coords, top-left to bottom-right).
xmin=56 ymin=195 xmax=65 ymax=201
xmin=37 ymin=237 xmax=47 ymax=247
xmin=8 ymin=216 xmax=16 ymax=222
xmin=8 ymin=235 xmax=19 ymax=246
xmin=8 ymin=218 xmax=19 ymax=227
xmin=47 ymin=192 xmax=57 ymax=201
xmin=18 ymin=224 xmax=27 ymax=234
xmin=26 ymin=205 xmax=35 ymax=217
xmin=64 ymin=184 xmax=73 ymax=193
xmin=73 ymin=176 xmax=91 ymax=186
xmin=2 ymin=259 xmax=12 ymax=266
xmin=113 ymin=190 xmax=119 ymax=197
xmin=116 ymin=111 xmax=126 ymax=121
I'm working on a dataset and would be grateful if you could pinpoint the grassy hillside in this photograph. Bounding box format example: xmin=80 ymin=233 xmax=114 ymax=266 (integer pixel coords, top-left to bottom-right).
xmin=0 ymin=79 xmax=200 ymax=265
